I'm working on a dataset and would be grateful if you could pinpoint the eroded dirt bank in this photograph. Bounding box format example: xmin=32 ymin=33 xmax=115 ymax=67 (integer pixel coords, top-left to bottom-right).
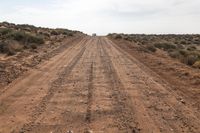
xmin=0 ymin=37 xmax=200 ymax=133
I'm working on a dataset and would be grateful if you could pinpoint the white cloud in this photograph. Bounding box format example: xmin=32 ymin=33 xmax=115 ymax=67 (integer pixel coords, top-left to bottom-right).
xmin=0 ymin=0 xmax=200 ymax=35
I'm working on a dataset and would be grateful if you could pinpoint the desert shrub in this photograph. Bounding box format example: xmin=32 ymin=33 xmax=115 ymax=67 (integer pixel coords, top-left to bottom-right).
xmin=7 ymin=31 xmax=44 ymax=44
xmin=138 ymin=47 xmax=149 ymax=53
xmin=0 ymin=30 xmax=43 ymax=55
xmin=38 ymin=31 xmax=43 ymax=35
xmin=30 ymin=44 xmax=37 ymax=49
xmin=8 ymin=31 xmax=26 ymax=41
xmin=178 ymin=51 xmax=200 ymax=65
xmin=54 ymin=29 xmax=74 ymax=36
xmin=169 ymin=51 xmax=181 ymax=58
xmin=0 ymin=41 xmax=7 ymax=53
xmin=67 ymin=32 xmax=73 ymax=36
xmin=179 ymin=50 xmax=188 ymax=56
xmin=187 ymin=46 xmax=197 ymax=51
xmin=146 ymin=45 xmax=156 ymax=52
xmin=193 ymin=39 xmax=200 ymax=44
xmin=169 ymin=49 xmax=200 ymax=66
xmin=167 ymin=49 xmax=175 ymax=52
xmin=123 ymin=36 xmax=129 ymax=40
xmin=114 ymin=34 xmax=122 ymax=39
xmin=27 ymin=35 xmax=44 ymax=44
xmin=107 ymin=33 xmax=113 ymax=37
xmin=180 ymin=40 xmax=187 ymax=45
xmin=0 ymin=41 xmax=16 ymax=55
xmin=51 ymin=30 xmax=59 ymax=35
xmin=124 ymin=36 xmax=132 ymax=41
xmin=0 ymin=28 xmax=13 ymax=36
xmin=1 ymin=21 xmax=10 ymax=26
xmin=7 ymin=49 xmax=16 ymax=56
xmin=154 ymin=42 xmax=176 ymax=51
xmin=59 ymin=30 xmax=73 ymax=36
xmin=174 ymin=41 xmax=180 ymax=44
xmin=186 ymin=55 xmax=199 ymax=65
xmin=193 ymin=61 xmax=200 ymax=68
xmin=44 ymin=33 xmax=50 ymax=37
xmin=177 ymin=44 xmax=184 ymax=49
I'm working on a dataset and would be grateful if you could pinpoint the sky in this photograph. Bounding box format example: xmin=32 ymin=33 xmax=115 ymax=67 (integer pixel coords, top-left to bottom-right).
xmin=0 ymin=0 xmax=200 ymax=35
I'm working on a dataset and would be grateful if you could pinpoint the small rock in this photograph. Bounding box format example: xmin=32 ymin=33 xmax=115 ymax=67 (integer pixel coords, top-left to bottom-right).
xmin=180 ymin=99 xmax=186 ymax=104
xmin=132 ymin=127 xmax=141 ymax=133
xmin=183 ymin=72 xmax=189 ymax=76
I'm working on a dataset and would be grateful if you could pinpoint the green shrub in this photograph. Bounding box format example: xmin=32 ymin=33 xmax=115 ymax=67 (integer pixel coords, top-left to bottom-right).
xmin=174 ymin=41 xmax=180 ymax=44
xmin=7 ymin=49 xmax=16 ymax=56
xmin=0 ymin=28 xmax=13 ymax=36
xmin=180 ymin=40 xmax=187 ymax=45
xmin=0 ymin=41 xmax=7 ymax=53
xmin=61 ymin=30 xmax=71 ymax=36
xmin=179 ymin=50 xmax=188 ymax=56
xmin=146 ymin=45 xmax=156 ymax=52
xmin=169 ymin=51 xmax=181 ymax=58
xmin=186 ymin=55 xmax=199 ymax=65
xmin=27 ymin=35 xmax=44 ymax=44
xmin=154 ymin=42 xmax=176 ymax=51
xmin=177 ymin=44 xmax=184 ymax=49
xmin=42 ymin=33 xmax=50 ymax=37
xmin=193 ymin=61 xmax=200 ymax=68
xmin=8 ymin=31 xmax=26 ymax=41
xmin=51 ymin=30 xmax=59 ymax=35
xmin=30 ymin=44 xmax=37 ymax=49
xmin=124 ymin=36 xmax=132 ymax=41
xmin=169 ymin=49 xmax=200 ymax=66
xmin=7 ymin=31 xmax=44 ymax=44
xmin=0 ymin=41 xmax=16 ymax=55
xmin=0 ymin=30 xmax=44 ymax=55
xmin=187 ymin=46 xmax=197 ymax=51
xmin=193 ymin=39 xmax=200 ymax=44
xmin=67 ymin=32 xmax=73 ymax=36
xmin=114 ymin=34 xmax=122 ymax=39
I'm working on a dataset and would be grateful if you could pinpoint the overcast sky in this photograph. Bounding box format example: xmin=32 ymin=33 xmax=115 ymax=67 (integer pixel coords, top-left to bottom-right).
xmin=0 ymin=0 xmax=200 ymax=35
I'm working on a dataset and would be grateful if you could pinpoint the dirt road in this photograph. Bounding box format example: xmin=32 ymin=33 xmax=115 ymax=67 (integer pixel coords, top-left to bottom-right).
xmin=0 ymin=37 xmax=200 ymax=133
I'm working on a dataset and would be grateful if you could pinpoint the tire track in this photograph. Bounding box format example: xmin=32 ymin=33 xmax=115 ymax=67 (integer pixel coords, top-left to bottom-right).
xmin=84 ymin=39 xmax=118 ymax=132
xmin=56 ymin=38 xmax=96 ymax=132
xmin=23 ymin=38 xmax=96 ymax=133
xmin=85 ymin=62 xmax=94 ymax=123
xmin=98 ymin=38 xmax=140 ymax=132
xmin=19 ymin=42 xmax=87 ymax=133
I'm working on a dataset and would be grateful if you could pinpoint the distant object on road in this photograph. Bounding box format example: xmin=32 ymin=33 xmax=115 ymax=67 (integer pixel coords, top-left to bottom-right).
xmin=92 ymin=33 xmax=97 ymax=37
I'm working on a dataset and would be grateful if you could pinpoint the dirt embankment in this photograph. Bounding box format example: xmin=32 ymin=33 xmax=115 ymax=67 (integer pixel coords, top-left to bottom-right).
xmin=0 ymin=36 xmax=84 ymax=89
xmin=0 ymin=22 xmax=85 ymax=88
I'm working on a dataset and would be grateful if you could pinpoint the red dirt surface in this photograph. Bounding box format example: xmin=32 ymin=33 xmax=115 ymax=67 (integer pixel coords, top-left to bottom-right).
xmin=0 ymin=37 xmax=200 ymax=133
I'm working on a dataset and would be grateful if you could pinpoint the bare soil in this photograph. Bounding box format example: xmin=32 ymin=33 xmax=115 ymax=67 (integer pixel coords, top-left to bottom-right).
xmin=0 ymin=37 xmax=200 ymax=133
